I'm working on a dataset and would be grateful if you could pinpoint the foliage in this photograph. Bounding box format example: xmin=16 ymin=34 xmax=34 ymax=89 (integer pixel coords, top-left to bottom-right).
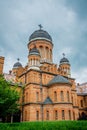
xmin=0 ymin=75 xmax=20 ymax=121
xmin=0 ymin=121 xmax=87 ymax=130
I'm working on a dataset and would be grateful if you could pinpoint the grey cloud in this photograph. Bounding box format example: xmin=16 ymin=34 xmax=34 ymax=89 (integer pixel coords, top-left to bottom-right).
xmin=65 ymin=0 xmax=87 ymax=20
xmin=0 ymin=0 xmax=87 ymax=83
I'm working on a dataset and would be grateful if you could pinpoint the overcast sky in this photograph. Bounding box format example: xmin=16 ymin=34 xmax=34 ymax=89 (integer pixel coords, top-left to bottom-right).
xmin=0 ymin=0 xmax=87 ymax=83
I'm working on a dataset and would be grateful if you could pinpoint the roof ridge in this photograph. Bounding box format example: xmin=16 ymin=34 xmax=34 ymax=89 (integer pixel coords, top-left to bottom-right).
xmin=48 ymin=75 xmax=71 ymax=86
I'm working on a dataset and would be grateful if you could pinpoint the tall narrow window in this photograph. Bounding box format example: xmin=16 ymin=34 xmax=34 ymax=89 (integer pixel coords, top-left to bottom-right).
xmin=68 ymin=110 xmax=71 ymax=120
xmin=73 ymin=112 xmax=75 ymax=120
xmin=50 ymin=49 xmax=52 ymax=61
xmin=36 ymin=111 xmax=39 ymax=120
xmin=26 ymin=92 xmax=28 ymax=102
xmin=67 ymin=91 xmax=70 ymax=102
xmin=54 ymin=91 xmax=57 ymax=101
xmin=72 ymin=96 xmax=73 ymax=104
xmin=84 ymin=97 xmax=86 ymax=106
xmin=46 ymin=111 xmax=49 ymax=120
xmin=55 ymin=110 xmax=58 ymax=120
xmin=81 ymin=100 xmax=83 ymax=107
xmin=62 ymin=110 xmax=65 ymax=120
xmin=36 ymin=92 xmax=39 ymax=102
xmin=25 ymin=111 xmax=27 ymax=121
xmin=39 ymin=46 xmax=43 ymax=58
xmin=31 ymin=59 xmax=32 ymax=66
xmin=46 ymin=47 xmax=49 ymax=59
xmin=61 ymin=91 xmax=64 ymax=101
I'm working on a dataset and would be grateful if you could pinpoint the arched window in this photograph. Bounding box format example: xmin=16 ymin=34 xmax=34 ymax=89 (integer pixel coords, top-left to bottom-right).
xmin=46 ymin=47 xmax=49 ymax=60
xmin=36 ymin=92 xmax=39 ymax=102
xmin=26 ymin=92 xmax=28 ymax=102
xmin=46 ymin=111 xmax=49 ymax=120
xmin=25 ymin=111 xmax=27 ymax=121
xmin=30 ymin=59 xmax=32 ymax=66
xmin=36 ymin=111 xmax=39 ymax=120
xmin=67 ymin=91 xmax=70 ymax=102
xmin=54 ymin=91 xmax=57 ymax=101
xmin=84 ymin=97 xmax=87 ymax=106
xmin=68 ymin=110 xmax=71 ymax=120
xmin=73 ymin=112 xmax=75 ymax=120
xmin=31 ymin=59 xmax=32 ymax=65
xmin=50 ymin=49 xmax=52 ymax=61
xmin=36 ymin=59 xmax=39 ymax=66
xmin=39 ymin=46 xmax=43 ymax=58
xmin=55 ymin=110 xmax=58 ymax=120
xmin=61 ymin=91 xmax=64 ymax=101
xmin=62 ymin=110 xmax=65 ymax=120
xmin=72 ymin=96 xmax=73 ymax=104
xmin=33 ymin=58 xmax=35 ymax=65
xmin=81 ymin=100 xmax=83 ymax=107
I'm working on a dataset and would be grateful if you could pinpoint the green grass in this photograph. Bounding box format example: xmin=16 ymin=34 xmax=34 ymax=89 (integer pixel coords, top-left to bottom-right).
xmin=0 ymin=121 xmax=87 ymax=130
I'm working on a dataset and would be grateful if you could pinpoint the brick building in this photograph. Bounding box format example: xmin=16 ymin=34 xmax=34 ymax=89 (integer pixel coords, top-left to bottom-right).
xmin=0 ymin=26 xmax=87 ymax=121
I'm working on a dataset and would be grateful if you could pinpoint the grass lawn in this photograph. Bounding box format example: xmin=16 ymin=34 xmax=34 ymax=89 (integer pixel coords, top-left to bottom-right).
xmin=0 ymin=121 xmax=87 ymax=130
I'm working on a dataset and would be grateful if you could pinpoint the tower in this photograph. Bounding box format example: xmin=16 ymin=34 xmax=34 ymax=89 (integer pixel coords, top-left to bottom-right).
xmin=28 ymin=45 xmax=41 ymax=70
xmin=59 ymin=54 xmax=71 ymax=78
xmin=0 ymin=56 xmax=4 ymax=74
xmin=27 ymin=25 xmax=53 ymax=65
xmin=12 ymin=58 xmax=24 ymax=77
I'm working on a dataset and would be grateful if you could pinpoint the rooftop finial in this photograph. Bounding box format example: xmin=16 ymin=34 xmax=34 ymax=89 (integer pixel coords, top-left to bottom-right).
xmin=62 ymin=53 xmax=65 ymax=57
xmin=38 ymin=24 xmax=43 ymax=30
xmin=17 ymin=58 xmax=20 ymax=62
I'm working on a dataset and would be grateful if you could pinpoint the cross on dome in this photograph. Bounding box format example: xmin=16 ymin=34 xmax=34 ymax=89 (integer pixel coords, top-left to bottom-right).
xmin=62 ymin=53 xmax=65 ymax=57
xmin=17 ymin=58 xmax=20 ymax=62
xmin=38 ymin=24 xmax=43 ymax=30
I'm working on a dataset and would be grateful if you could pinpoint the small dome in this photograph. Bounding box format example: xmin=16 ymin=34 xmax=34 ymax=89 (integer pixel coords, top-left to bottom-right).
xmin=29 ymin=47 xmax=40 ymax=56
xmin=29 ymin=29 xmax=52 ymax=42
xmin=13 ymin=61 xmax=22 ymax=69
xmin=60 ymin=57 xmax=69 ymax=63
xmin=60 ymin=54 xmax=70 ymax=65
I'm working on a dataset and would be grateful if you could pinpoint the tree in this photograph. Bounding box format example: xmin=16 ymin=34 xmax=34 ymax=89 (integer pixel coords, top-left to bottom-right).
xmin=0 ymin=75 xmax=20 ymax=122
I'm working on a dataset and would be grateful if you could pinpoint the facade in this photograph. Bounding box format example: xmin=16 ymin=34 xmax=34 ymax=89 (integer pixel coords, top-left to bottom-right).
xmin=77 ymin=83 xmax=87 ymax=119
xmin=0 ymin=26 xmax=87 ymax=121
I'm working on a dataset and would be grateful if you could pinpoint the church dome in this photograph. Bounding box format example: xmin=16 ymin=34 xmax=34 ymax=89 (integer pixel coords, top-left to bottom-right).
xmin=29 ymin=47 xmax=40 ymax=56
xmin=29 ymin=28 xmax=52 ymax=42
xmin=13 ymin=59 xmax=22 ymax=69
xmin=60 ymin=57 xmax=70 ymax=65
xmin=60 ymin=57 xmax=69 ymax=63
